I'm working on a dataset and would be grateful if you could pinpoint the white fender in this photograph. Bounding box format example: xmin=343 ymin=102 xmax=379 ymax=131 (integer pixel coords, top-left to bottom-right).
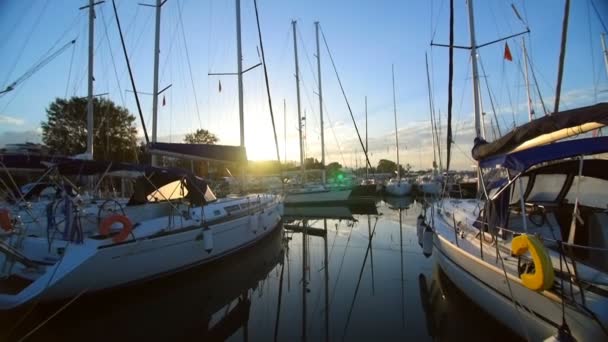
xmin=416 ymin=215 xmax=425 ymax=247
xmin=203 ymin=227 xmax=213 ymax=253
xmin=422 ymin=225 xmax=433 ymax=258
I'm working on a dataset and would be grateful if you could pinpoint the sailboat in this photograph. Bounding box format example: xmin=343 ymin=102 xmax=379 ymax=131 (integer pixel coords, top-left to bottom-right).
xmin=384 ymin=65 xmax=412 ymax=197
xmin=284 ymin=21 xmax=353 ymax=205
xmin=0 ymin=0 xmax=282 ymax=309
xmin=417 ymin=1 xmax=608 ymax=340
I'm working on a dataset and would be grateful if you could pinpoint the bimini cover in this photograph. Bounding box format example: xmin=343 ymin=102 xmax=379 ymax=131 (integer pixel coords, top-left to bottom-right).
xmin=148 ymin=142 xmax=247 ymax=163
xmin=472 ymin=103 xmax=608 ymax=161
xmin=478 ymin=136 xmax=608 ymax=171
xmin=52 ymin=159 xmax=216 ymax=206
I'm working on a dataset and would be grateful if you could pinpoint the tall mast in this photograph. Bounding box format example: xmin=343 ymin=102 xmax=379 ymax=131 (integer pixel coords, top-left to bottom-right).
xmin=315 ymin=22 xmax=325 ymax=184
xmin=601 ymin=33 xmax=608 ymax=81
xmin=522 ymin=37 xmax=534 ymax=122
xmin=284 ymin=98 xmax=287 ymax=165
xmin=425 ymin=53 xmax=437 ymax=172
xmin=553 ymin=0 xmax=570 ymax=113
xmin=365 ymin=96 xmax=368 ymax=179
xmin=391 ymin=64 xmax=401 ymax=179
xmin=292 ymin=21 xmax=304 ymax=180
xmin=86 ymin=0 xmax=95 ymax=158
xmin=236 ymin=0 xmax=245 ymax=148
xmin=151 ymin=0 xmax=162 ymax=166
xmin=466 ymin=0 xmax=483 ymax=139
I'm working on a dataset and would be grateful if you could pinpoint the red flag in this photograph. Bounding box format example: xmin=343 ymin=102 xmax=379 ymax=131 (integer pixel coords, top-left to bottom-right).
xmin=218 ymin=80 xmax=222 ymax=93
xmin=162 ymin=95 xmax=166 ymax=106
xmin=504 ymin=42 xmax=513 ymax=61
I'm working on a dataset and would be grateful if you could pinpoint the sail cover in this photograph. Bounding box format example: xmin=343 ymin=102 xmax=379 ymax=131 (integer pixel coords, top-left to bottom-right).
xmin=472 ymin=103 xmax=608 ymax=161
xmin=478 ymin=136 xmax=608 ymax=171
xmin=148 ymin=142 xmax=247 ymax=163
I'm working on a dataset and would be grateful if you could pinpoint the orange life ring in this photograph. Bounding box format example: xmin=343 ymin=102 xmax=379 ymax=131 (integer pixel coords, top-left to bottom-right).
xmin=0 ymin=208 xmax=12 ymax=232
xmin=99 ymin=215 xmax=133 ymax=243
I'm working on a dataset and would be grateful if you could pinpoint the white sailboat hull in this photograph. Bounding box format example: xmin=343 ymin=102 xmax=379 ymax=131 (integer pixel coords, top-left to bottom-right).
xmin=426 ymin=199 xmax=608 ymax=341
xmin=284 ymin=189 xmax=351 ymax=205
xmin=0 ymin=200 xmax=283 ymax=308
xmin=385 ymin=182 xmax=412 ymax=196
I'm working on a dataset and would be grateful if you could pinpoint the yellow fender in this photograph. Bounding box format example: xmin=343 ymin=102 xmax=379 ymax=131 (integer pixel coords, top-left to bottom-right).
xmin=510 ymin=234 xmax=555 ymax=291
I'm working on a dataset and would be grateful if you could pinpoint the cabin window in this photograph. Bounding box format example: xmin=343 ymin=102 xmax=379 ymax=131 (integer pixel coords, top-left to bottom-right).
xmin=526 ymin=174 xmax=567 ymax=202
xmin=510 ymin=176 xmax=529 ymax=205
xmin=565 ymin=176 xmax=608 ymax=209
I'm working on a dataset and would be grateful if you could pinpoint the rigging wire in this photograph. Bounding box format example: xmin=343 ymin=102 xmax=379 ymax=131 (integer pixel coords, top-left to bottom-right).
xmin=586 ymin=0 xmax=599 ymax=102
xmin=253 ymin=0 xmax=281 ymax=164
xmin=111 ymin=0 xmax=149 ymax=144
xmin=319 ymin=25 xmax=372 ymax=170
xmin=589 ymin=0 xmax=608 ymax=33
xmin=477 ymin=54 xmax=502 ymax=137
xmin=64 ymin=41 xmax=77 ymax=98
xmin=1 ymin=0 xmax=50 ymax=89
xmin=99 ymin=6 xmax=126 ymax=107
xmin=176 ymin=0 xmax=203 ymax=129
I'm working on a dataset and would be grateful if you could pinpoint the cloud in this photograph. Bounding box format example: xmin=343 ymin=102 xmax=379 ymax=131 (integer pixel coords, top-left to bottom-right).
xmin=0 ymin=130 xmax=42 ymax=147
xmin=0 ymin=115 xmax=24 ymax=126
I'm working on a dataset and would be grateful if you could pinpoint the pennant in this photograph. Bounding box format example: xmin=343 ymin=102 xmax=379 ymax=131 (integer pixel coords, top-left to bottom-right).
xmin=504 ymin=42 xmax=513 ymax=61
xmin=162 ymin=95 xmax=166 ymax=106
xmin=218 ymin=80 xmax=222 ymax=93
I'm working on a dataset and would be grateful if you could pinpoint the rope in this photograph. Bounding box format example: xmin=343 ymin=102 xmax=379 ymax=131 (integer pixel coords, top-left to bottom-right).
xmin=17 ymin=287 xmax=88 ymax=342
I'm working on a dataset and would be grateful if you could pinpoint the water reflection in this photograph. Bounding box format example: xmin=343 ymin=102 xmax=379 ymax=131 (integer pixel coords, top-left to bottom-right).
xmin=1 ymin=227 xmax=285 ymax=341
xmin=418 ymin=266 xmax=522 ymax=341
xmin=2 ymin=199 xmax=520 ymax=341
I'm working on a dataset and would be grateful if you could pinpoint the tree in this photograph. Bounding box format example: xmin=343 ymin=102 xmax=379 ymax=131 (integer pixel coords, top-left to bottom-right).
xmin=304 ymin=157 xmax=322 ymax=170
xmin=41 ymin=97 xmax=138 ymax=162
xmin=325 ymin=162 xmax=342 ymax=178
xmin=181 ymin=128 xmax=219 ymax=177
xmin=377 ymin=159 xmax=397 ymax=174
xmin=184 ymin=129 xmax=218 ymax=144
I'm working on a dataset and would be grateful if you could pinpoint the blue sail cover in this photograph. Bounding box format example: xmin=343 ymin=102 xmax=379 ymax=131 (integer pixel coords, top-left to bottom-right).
xmin=479 ymin=136 xmax=608 ymax=171
xmin=148 ymin=142 xmax=247 ymax=163
xmin=472 ymin=103 xmax=608 ymax=160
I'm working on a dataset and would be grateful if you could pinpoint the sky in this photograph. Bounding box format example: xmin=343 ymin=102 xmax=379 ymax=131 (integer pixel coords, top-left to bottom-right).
xmin=0 ymin=0 xmax=607 ymax=170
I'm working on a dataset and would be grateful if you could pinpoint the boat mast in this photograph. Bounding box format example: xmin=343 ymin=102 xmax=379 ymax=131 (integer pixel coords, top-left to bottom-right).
xmin=391 ymin=64 xmax=401 ymax=180
xmin=553 ymin=0 xmax=570 ymax=113
xmin=315 ymin=22 xmax=326 ymax=184
xmin=425 ymin=53 xmax=437 ymax=173
xmin=236 ymin=0 xmax=245 ymax=148
xmin=151 ymin=0 xmax=162 ymax=166
xmin=86 ymin=0 xmax=96 ymax=158
xmin=284 ymin=98 xmax=287 ymax=165
xmin=365 ymin=96 xmax=368 ymax=180
xmin=466 ymin=0 xmax=484 ymax=140
xmin=292 ymin=20 xmax=304 ymax=181
xmin=601 ymin=33 xmax=608 ymax=81
xmin=522 ymin=37 xmax=535 ymax=122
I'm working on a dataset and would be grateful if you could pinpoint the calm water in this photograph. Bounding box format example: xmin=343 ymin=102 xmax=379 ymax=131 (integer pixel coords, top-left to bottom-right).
xmin=1 ymin=197 xmax=521 ymax=341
